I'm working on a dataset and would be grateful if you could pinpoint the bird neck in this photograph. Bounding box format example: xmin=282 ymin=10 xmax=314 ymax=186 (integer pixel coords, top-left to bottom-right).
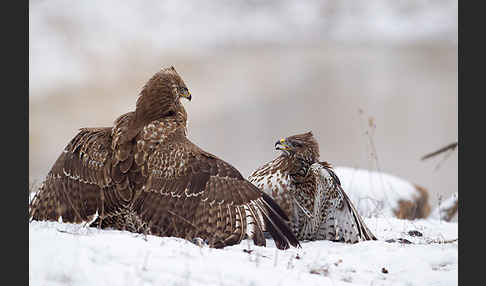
xmin=271 ymin=155 xmax=313 ymax=184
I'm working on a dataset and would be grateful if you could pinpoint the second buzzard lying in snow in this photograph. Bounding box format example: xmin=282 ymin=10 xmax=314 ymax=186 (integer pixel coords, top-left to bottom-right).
xmin=249 ymin=132 xmax=377 ymax=243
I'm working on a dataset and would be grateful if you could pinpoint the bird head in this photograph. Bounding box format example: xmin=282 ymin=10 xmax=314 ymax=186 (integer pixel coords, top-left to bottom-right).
xmin=275 ymin=131 xmax=320 ymax=163
xmin=160 ymin=66 xmax=192 ymax=102
xmin=134 ymin=66 xmax=192 ymax=124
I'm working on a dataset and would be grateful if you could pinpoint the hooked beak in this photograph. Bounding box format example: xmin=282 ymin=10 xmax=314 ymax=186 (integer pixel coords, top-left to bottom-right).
xmin=181 ymin=91 xmax=192 ymax=101
xmin=275 ymin=138 xmax=291 ymax=151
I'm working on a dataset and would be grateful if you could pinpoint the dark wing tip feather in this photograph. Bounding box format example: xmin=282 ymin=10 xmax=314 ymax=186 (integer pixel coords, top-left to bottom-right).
xmin=261 ymin=191 xmax=290 ymax=221
xmin=260 ymin=194 xmax=301 ymax=249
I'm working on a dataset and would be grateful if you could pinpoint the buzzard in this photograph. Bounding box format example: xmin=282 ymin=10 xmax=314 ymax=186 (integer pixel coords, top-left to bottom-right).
xmin=248 ymin=132 xmax=377 ymax=243
xmin=29 ymin=66 xmax=300 ymax=250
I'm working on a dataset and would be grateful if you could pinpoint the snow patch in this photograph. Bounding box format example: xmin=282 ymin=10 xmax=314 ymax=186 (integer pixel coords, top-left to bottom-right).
xmin=30 ymin=218 xmax=457 ymax=286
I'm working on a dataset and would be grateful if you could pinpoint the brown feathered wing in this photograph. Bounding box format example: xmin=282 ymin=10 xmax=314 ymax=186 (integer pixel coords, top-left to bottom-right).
xmin=131 ymin=135 xmax=300 ymax=249
xmin=29 ymin=128 xmax=116 ymax=224
xmin=311 ymin=162 xmax=377 ymax=242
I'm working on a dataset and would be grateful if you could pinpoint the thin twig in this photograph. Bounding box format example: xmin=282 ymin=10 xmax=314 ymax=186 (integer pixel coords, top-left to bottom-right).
xmin=421 ymin=142 xmax=458 ymax=161
xmin=358 ymin=109 xmax=393 ymax=211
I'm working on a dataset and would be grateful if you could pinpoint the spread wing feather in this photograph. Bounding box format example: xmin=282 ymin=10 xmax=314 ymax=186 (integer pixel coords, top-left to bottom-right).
xmin=29 ymin=128 xmax=116 ymax=224
xmin=313 ymin=163 xmax=377 ymax=242
xmin=133 ymin=139 xmax=300 ymax=249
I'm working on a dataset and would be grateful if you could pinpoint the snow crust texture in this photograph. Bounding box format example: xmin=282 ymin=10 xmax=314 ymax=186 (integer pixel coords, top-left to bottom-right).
xmin=30 ymin=217 xmax=457 ymax=286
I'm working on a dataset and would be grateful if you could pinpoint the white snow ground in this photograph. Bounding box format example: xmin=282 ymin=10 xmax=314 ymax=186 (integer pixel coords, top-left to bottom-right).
xmin=29 ymin=217 xmax=457 ymax=286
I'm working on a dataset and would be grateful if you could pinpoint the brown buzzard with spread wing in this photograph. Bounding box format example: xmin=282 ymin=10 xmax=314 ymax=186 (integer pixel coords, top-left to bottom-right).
xmin=29 ymin=66 xmax=300 ymax=250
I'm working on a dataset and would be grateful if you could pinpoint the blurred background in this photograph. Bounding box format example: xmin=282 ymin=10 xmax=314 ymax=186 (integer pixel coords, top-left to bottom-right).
xmin=29 ymin=0 xmax=457 ymax=214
